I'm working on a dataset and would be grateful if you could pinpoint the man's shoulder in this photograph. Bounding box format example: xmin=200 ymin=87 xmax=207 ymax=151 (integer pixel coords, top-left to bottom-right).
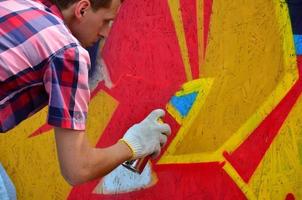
xmin=6 ymin=0 xmax=82 ymax=56
xmin=0 ymin=0 xmax=72 ymax=40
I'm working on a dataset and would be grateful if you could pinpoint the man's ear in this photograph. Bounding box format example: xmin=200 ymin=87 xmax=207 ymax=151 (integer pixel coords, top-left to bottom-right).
xmin=74 ymin=0 xmax=91 ymax=19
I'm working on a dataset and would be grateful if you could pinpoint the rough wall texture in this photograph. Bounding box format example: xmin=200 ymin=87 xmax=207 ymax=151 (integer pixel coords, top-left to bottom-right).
xmin=0 ymin=0 xmax=302 ymax=199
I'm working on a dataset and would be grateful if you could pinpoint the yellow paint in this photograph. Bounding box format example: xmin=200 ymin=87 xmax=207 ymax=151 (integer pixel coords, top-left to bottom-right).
xmin=166 ymin=78 xmax=214 ymax=125
xmin=159 ymin=78 xmax=215 ymax=164
xmin=217 ymin=73 xmax=297 ymax=155
xmin=217 ymin=0 xmax=297 ymax=155
xmin=160 ymin=56 xmax=295 ymax=164
xmin=0 ymin=108 xmax=71 ymax=200
xmin=160 ymin=0 xmax=302 ymax=199
xmin=86 ymin=91 xmax=118 ymax=146
xmin=168 ymin=0 xmax=193 ymax=81
xmin=0 ymin=90 xmax=118 ymax=199
xmin=166 ymin=104 xmax=183 ymax=125
xmin=170 ymin=0 xmax=297 ymax=154
xmin=223 ymin=162 xmax=257 ymax=200
xmin=218 ymin=6 xmax=300 ymax=200
xmin=197 ymin=0 xmax=205 ymax=72
xmin=159 ymin=152 xmax=222 ymax=164
xmin=248 ymin=93 xmax=302 ymax=200
xmin=175 ymin=78 xmax=209 ymax=96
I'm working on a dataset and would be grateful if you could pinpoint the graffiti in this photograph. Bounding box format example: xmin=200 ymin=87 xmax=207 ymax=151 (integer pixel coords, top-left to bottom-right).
xmin=0 ymin=0 xmax=301 ymax=199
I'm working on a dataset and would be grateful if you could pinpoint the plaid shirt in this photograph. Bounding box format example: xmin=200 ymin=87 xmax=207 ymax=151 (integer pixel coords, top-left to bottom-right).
xmin=0 ymin=0 xmax=91 ymax=132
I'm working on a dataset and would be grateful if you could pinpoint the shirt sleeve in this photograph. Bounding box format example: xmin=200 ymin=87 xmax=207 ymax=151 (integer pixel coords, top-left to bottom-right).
xmin=43 ymin=45 xmax=91 ymax=130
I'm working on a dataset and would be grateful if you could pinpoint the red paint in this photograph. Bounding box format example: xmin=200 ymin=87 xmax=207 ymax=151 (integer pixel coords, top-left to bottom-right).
xmin=67 ymin=0 xmax=248 ymax=197
xmin=68 ymin=163 xmax=247 ymax=200
xmin=224 ymin=55 xmax=302 ymax=183
xmin=101 ymin=1 xmax=186 ymax=87
xmin=203 ymin=0 xmax=213 ymax=57
xmin=179 ymin=0 xmax=213 ymax=79
xmin=285 ymin=193 xmax=296 ymax=200
xmin=68 ymin=0 xmax=188 ymax=198
xmin=29 ymin=124 xmax=52 ymax=138
xmin=180 ymin=0 xmax=199 ymax=78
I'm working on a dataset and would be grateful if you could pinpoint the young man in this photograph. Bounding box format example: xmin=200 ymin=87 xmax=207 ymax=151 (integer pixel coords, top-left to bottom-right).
xmin=0 ymin=0 xmax=171 ymax=186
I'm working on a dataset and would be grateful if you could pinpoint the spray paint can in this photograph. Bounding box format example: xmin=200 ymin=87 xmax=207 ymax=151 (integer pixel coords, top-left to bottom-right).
xmin=122 ymin=155 xmax=151 ymax=174
xmin=122 ymin=118 xmax=164 ymax=174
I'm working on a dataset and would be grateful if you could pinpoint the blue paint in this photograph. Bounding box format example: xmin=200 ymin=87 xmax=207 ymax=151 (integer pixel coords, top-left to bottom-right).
xmin=170 ymin=92 xmax=198 ymax=116
xmin=294 ymin=35 xmax=302 ymax=55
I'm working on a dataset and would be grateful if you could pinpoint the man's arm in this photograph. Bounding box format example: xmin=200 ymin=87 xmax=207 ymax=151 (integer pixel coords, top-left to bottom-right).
xmin=54 ymin=109 xmax=171 ymax=186
xmin=54 ymin=127 xmax=132 ymax=186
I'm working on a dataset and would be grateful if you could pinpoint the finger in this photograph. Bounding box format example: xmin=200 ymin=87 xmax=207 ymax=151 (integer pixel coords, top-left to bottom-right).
xmin=156 ymin=123 xmax=171 ymax=135
xmin=147 ymin=109 xmax=165 ymax=121
xmin=159 ymin=134 xmax=168 ymax=147
xmin=151 ymin=144 xmax=161 ymax=159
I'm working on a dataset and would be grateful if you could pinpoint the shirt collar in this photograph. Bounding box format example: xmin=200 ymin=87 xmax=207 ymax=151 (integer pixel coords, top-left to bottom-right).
xmin=36 ymin=0 xmax=64 ymax=20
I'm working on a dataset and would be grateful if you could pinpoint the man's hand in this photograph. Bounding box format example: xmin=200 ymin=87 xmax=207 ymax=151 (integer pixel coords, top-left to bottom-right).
xmin=121 ymin=109 xmax=171 ymax=160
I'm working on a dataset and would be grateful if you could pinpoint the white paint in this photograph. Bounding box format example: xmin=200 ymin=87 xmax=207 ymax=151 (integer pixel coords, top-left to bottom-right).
xmin=89 ymin=57 xmax=113 ymax=90
xmin=95 ymin=162 xmax=153 ymax=194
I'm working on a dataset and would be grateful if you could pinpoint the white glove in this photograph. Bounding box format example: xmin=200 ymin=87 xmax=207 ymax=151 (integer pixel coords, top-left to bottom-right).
xmin=121 ymin=109 xmax=171 ymax=160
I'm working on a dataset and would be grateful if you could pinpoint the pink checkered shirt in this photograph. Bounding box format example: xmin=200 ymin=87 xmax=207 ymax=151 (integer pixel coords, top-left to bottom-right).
xmin=0 ymin=0 xmax=91 ymax=132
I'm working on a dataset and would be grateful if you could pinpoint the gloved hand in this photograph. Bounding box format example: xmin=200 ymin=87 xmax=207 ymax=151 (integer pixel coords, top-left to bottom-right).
xmin=120 ymin=109 xmax=171 ymax=160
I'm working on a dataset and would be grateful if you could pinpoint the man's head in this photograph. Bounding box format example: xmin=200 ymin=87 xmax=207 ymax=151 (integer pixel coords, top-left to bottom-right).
xmin=56 ymin=0 xmax=121 ymax=48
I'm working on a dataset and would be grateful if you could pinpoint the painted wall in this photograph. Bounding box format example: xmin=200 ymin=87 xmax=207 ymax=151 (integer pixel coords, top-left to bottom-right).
xmin=0 ymin=0 xmax=302 ymax=199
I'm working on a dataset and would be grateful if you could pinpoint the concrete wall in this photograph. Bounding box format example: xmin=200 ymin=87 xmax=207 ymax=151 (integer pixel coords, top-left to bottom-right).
xmin=0 ymin=0 xmax=301 ymax=199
